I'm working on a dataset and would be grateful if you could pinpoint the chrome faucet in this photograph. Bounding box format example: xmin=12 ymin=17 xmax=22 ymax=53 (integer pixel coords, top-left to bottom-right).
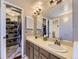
xmin=54 ymin=38 xmax=62 ymax=46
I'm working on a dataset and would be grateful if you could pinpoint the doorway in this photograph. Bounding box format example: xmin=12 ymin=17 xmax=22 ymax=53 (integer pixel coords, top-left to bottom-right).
xmin=5 ymin=3 xmax=23 ymax=59
xmin=0 ymin=1 xmax=24 ymax=58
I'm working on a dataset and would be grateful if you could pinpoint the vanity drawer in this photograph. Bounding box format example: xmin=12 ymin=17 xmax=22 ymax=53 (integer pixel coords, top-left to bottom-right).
xmin=39 ymin=48 xmax=50 ymax=58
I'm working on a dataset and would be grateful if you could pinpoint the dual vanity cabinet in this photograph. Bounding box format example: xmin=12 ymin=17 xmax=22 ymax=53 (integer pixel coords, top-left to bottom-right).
xmin=26 ymin=40 xmax=60 ymax=59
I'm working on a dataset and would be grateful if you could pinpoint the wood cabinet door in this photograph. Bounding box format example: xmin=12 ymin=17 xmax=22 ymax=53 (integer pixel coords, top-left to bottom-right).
xmin=29 ymin=46 xmax=34 ymax=59
xmin=39 ymin=54 xmax=48 ymax=59
xmin=26 ymin=44 xmax=30 ymax=58
xmin=34 ymin=45 xmax=39 ymax=59
xmin=39 ymin=48 xmax=49 ymax=58
xmin=50 ymin=54 xmax=60 ymax=59
xmin=34 ymin=55 xmax=39 ymax=59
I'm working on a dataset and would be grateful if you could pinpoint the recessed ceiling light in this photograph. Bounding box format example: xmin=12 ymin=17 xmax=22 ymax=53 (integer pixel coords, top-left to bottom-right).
xmin=38 ymin=1 xmax=42 ymax=5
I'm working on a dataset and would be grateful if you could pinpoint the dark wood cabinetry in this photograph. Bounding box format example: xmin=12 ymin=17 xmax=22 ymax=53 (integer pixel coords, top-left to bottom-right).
xmin=34 ymin=49 xmax=39 ymax=59
xmin=34 ymin=44 xmax=39 ymax=59
xmin=29 ymin=46 xmax=34 ymax=59
xmin=34 ymin=55 xmax=39 ymax=59
xmin=26 ymin=40 xmax=60 ymax=59
xmin=26 ymin=41 xmax=30 ymax=57
xmin=26 ymin=40 xmax=34 ymax=59
xmin=39 ymin=48 xmax=50 ymax=58
xmin=39 ymin=54 xmax=48 ymax=59
xmin=39 ymin=48 xmax=49 ymax=59
xmin=50 ymin=54 xmax=60 ymax=59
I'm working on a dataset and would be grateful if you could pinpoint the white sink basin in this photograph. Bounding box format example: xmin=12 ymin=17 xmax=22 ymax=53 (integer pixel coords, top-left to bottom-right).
xmin=48 ymin=44 xmax=68 ymax=53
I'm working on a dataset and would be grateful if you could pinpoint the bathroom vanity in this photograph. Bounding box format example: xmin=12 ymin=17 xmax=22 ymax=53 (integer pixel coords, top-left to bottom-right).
xmin=26 ymin=36 xmax=73 ymax=59
xmin=26 ymin=40 xmax=60 ymax=59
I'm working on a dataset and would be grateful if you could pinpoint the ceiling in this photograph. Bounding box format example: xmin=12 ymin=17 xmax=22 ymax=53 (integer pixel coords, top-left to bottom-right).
xmin=6 ymin=0 xmax=72 ymax=17
xmin=26 ymin=0 xmax=72 ymax=18
xmin=43 ymin=0 xmax=72 ymax=19
xmin=25 ymin=0 xmax=50 ymax=15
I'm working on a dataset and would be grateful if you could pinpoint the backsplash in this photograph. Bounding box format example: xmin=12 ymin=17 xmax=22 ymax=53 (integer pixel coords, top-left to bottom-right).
xmin=26 ymin=29 xmax=34 ymax=36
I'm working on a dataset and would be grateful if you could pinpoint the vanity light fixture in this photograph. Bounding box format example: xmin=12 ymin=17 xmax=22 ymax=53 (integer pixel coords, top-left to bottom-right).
xmin=33 ymin=8 xmax=42 ymax=16
xmin=32 ymin=1 xmax=42 ymax=16
xmin=49 ymin=0 xmax=62 ymax=5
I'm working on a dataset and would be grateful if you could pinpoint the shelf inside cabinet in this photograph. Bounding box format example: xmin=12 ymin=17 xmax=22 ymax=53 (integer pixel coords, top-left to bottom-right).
xmin=6 ymin=20 xmax=21 ymax=47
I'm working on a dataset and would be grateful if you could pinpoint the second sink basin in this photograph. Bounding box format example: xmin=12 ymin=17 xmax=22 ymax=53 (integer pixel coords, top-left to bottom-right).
xmin=48 ymin=44 xmax=68 ymax=53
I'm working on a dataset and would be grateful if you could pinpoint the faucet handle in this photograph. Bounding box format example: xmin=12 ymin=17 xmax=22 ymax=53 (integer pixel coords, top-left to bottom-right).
xmin=54 ymin=39 xmax=61 ymax=46
xmin=54 ymin=40 xmax=58 ymax=44
xmin=57 ymin=40 xmax=61 ymax=46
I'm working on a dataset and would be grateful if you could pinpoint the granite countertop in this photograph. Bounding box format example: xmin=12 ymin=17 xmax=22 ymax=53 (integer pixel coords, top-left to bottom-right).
xmin=26 ymin=36 xmax=73 ymax=59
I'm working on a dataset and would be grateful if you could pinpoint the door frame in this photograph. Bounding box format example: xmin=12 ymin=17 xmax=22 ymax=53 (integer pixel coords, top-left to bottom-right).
xmin=0 ymin=0 xmax=6 ymax=59
xmin=0 ymin=1 xmax=25 ymax=59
